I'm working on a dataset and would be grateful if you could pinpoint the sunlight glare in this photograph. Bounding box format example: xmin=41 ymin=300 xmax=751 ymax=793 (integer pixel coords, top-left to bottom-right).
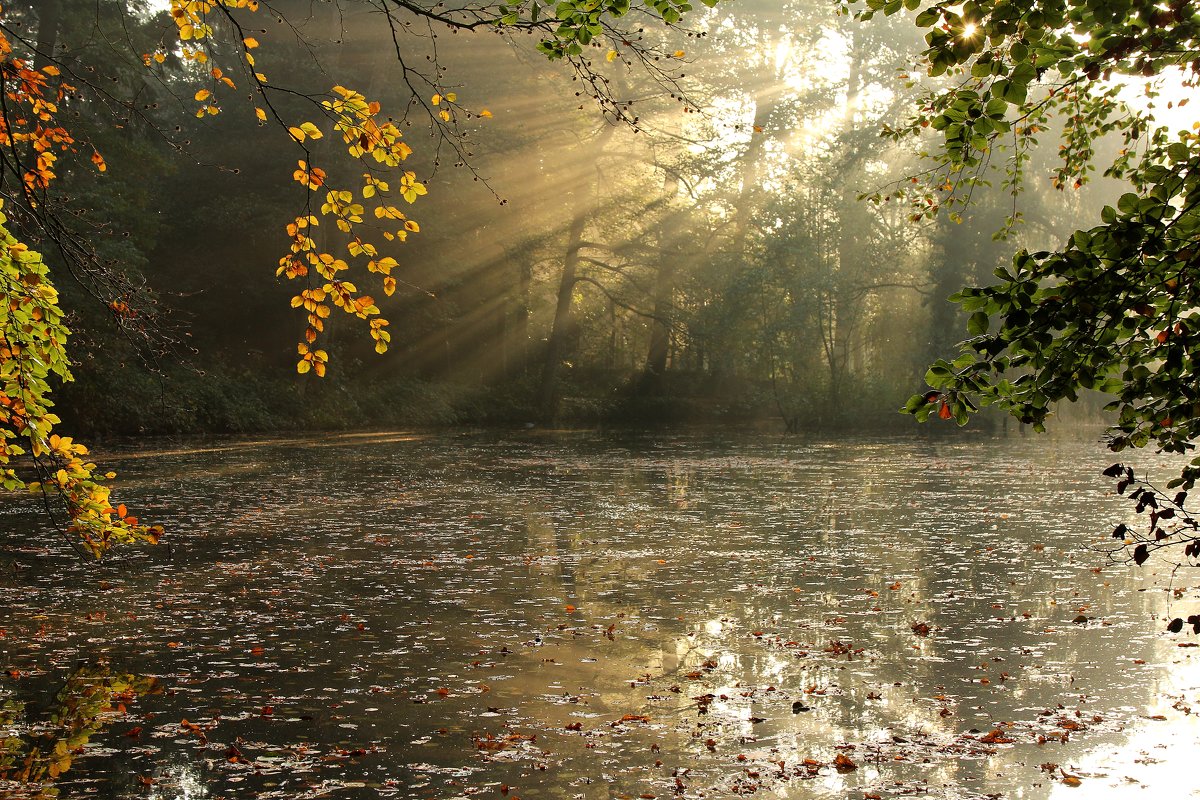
xmin=774 ymin=38 xmax=793 ymax=73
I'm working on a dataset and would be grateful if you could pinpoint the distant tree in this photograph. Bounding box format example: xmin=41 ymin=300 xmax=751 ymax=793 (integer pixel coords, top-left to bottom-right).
xmin=0 ymin=0 xmax=724 ymax=554
xmin=861 ymin=0 xmax=1200 ymax=580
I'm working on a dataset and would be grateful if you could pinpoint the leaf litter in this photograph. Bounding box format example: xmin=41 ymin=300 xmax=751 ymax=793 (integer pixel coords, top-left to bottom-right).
xmin=0 ymin=431 xmax=1198 ymax=798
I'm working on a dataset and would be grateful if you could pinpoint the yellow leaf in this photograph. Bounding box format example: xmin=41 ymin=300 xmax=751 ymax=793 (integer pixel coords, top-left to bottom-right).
xmin=314 ymin=361 xmax=326 ymax=377
xmin=255 ymin=107 xmax=267 ymax=122
xmin=673 ymin=49 xmax=685 ymax=58
xmin=404 ymin=220 xmax=420 ymax=232
xmin=432 ymin=94 xmax=442 ymax=106
xmin=288 ymin=126 xmax=305 ymax=142
xmin=42 ymin=65 xmax=61 ymax=76
xmin=195 ymin=89 xmax=211 ymax=102
xmin=606 ymin=49 xmax=618 ymax=62
xmin=153 ymin=52 xmax=166 ymax=64
xmin=297 ymin=360 xmax=311 ymax=374
xmin=479 ymin=108 xmax=493 ymax=118
xmin=299 ymin=121 xmax=323 ymax=139
xmin=363 ymin=185 xmax=376 ymax=198
xmin=243 ymin=36 xmax=259 ymax=48
xmin=439 ymin=110 xmax=451 ymax=122
xmin=445 ymin=92 xmax=457 ymax=103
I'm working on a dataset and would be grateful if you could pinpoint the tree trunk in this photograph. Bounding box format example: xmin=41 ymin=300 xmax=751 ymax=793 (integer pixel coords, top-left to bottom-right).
xmin=828 ymin=30 xmax=866 ymax=416
xmin=641 ymin=173 xmax=683 ymax=392
xmin=538 ymin=211 xmax=588 ymax=423
xmin=537 ymin=126 xmax=614 ymax=423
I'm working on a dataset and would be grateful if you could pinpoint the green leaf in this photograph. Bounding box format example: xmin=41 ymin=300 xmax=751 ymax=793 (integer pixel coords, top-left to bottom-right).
xmin=914 ymin=7 xmax=940 ymax=26
xmin=1010 ymin=61 xmax=1036 ymax=86
xmin=925 ymin=363 xmax=954 ymax=388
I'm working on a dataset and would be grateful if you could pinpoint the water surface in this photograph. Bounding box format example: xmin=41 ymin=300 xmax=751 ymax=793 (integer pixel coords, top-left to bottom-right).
xmin=1 ymin=430 xmax=1197 ymax=799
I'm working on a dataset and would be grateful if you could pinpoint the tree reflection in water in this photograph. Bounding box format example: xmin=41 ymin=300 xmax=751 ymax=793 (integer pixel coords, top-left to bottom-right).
xmin=1 ymin=663 xmax=158 ymax=793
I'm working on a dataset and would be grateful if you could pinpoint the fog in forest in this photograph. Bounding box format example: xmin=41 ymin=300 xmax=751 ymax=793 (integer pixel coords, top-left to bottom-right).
xmin=13 ymin=0 xmax=1129 ymax=435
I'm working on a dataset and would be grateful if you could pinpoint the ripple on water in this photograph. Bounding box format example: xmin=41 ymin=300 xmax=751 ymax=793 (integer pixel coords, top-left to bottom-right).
xmin=0 ymin=430 xmax=1197 ymax=799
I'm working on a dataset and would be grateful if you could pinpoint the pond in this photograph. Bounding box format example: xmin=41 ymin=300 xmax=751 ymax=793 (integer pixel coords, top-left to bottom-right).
xmin=1 ymin=429 xmax=1198 ymax=799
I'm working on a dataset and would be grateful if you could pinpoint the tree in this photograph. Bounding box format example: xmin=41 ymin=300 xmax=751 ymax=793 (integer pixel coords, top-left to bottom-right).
xmin=859 ymin=0 xmax=1200 ymax=578
xmin=0 ymin=0 xmax=726 ymax=554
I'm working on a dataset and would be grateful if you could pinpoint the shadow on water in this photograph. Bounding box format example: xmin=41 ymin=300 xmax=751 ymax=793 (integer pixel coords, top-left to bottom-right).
xmin=1 ymin=430 xmax=1198 ymax=798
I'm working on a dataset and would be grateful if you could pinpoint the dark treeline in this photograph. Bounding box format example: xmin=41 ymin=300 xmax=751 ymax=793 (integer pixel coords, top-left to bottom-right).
xmin=18 ymin=0 xmax=1120 ymax=436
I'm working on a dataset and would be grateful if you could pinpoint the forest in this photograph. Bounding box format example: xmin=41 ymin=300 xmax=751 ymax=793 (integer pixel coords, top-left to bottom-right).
xmin=6 ymin=0 xmax=1122 ymax=438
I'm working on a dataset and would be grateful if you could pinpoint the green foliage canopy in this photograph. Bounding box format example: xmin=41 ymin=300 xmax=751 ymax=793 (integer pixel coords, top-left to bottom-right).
xmin=863 ymin=0 xmax=1200 ymax=487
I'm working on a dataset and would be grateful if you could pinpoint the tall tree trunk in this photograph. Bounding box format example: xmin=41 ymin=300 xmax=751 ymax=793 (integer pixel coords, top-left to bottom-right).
xmin=713 ymin=66 xmax=784 ymax=382
xmin=829 ymin=29 xmax=866 ymax=416
xmin=538 ymin=211 xmax=588 ymax=423
xmin=641 ymin=173 xmax=683 ymax=392
xmin=537 ymin=126 xmax=614 ymax=423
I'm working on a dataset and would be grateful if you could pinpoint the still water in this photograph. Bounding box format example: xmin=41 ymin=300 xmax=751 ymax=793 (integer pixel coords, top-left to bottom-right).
xmin=1 ymin=430 xmax=1198 ymax=799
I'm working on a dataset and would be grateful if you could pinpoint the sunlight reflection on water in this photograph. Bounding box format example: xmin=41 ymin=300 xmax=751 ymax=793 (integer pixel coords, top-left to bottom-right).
xmin=0 ymin=429 xmax=1198 ymax=799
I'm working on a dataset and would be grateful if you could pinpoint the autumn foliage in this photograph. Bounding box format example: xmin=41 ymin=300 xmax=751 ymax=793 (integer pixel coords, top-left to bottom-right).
xmin=0 ymin=0 xmax=448 ymax=553
xmin=155 ymin=1 xmax=433 ymax=375
xmin=0 ymin=18 xmax=158 ymax=556
xmin=278 ymin=84 xmax=429 ymax=373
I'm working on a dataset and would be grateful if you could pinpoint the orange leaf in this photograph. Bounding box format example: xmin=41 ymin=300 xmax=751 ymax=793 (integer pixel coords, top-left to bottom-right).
xmin=833 ymin=753 xmax=857 ymax=772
